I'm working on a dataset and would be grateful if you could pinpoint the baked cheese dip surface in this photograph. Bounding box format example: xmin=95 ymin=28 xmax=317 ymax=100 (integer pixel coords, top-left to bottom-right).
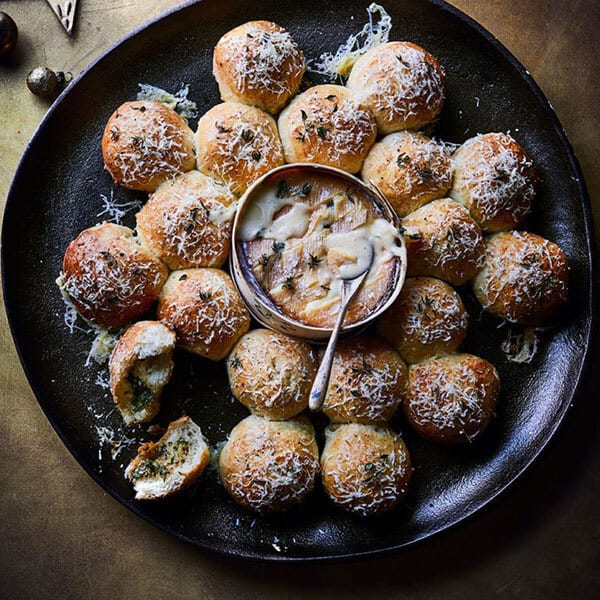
xmin=238 ymin=170 xmax=403 ymax=328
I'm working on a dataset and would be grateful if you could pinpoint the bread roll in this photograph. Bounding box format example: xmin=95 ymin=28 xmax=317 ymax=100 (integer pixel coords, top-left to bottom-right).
xmin=102 ymin=101 xmax=196 ymax=192
xmin=136 ymin=170 xmax=237 ymax=270
xmin=320 ymin=423 xmax=412 ymax=516
xmin=227 ymin=329 xmax=317 ymax=420
xmin=472 ymin=231 xmax=568 ymax=325
xmin=377 ymin=277 xmax=468 ymax=364
xmin=277 ymin=84 xmax=377 ymax=173
xmin=450 ymin=133 xmax=537 ymax=232
xmin=322 ymin=336 xmax=407 ymax=424
xmin=125 ymin=416 xmax=210 ymax=500
xmin=109 ymin=320 xmax=175 ymax=426
xmin=195 ymin=102 xmax=284 ymax=196
xmin=347 ymin=41 xmax=445 ymax=134
xmin=404 ymin=354 xmax=500 ymax=444
xmin=219 ymin=415 xmax=319 ymax=512
xmin=213 ymin=20 xmax=305 ymax=114
xmin=402 ymin=198 xmax=485 ymax=285
xmin=157 ymin=268 xmax=250 ymax=360
xmin=58 ymin=222 xmax=168 ymax=329
xmin=361 ymin=131 xmax=452 ymax=217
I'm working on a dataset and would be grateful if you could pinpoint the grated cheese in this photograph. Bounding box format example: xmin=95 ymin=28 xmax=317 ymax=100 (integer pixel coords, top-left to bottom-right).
xmin=136 ymin=83 xmax=198 ymax=121
xmin=308 ymin=3 xmax=392 ymax=80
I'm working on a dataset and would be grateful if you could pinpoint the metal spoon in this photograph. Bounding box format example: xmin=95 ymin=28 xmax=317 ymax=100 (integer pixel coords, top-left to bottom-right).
xmin=308 ymin=244 xmax=374 ymax=411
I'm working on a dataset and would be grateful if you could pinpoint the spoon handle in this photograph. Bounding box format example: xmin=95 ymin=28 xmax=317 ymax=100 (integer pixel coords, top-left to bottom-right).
xmin=308 ymin=278 xmax=359 ymax=411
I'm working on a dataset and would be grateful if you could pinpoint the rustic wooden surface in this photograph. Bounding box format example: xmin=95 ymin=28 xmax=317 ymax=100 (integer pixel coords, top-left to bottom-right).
xmin=1 ymin=1 xmax=598 ymax=598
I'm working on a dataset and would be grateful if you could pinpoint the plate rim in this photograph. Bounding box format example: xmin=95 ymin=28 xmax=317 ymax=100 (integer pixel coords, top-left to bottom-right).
xmin=1 ymin=0 xmax=596 ymax=563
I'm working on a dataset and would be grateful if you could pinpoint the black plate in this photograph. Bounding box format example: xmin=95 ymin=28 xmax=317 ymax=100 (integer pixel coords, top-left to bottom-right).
xmin=2 ymin=0 xmax=595 ymax=562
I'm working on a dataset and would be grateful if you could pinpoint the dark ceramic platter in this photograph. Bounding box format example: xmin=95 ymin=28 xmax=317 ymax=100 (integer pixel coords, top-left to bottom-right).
xmin=2 ymin=0 xmax=594 ymax=562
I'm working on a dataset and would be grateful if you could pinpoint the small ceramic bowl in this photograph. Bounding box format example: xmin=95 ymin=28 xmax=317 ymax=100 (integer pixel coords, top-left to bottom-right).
xmin=230 ymin=163 xmax=407 ymax=342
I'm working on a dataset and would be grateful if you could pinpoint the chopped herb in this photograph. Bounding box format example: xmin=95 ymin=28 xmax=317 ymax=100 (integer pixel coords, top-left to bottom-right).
xmin=416 ymin=166 xmax=434 ymax=180
xmin=396 ymin=54 xmax=411 ymax=68
xmin=109 ymin=128 xmax=120 ymax=141
xmin=131 ymin=105 xmax=146 ymax=112
xmin=190 ymin=207 xmax=198 ymax=221
xmin=241 ymin=129 xmax=254 ymax=143
xmin=128 ymin=375 xmax=153 ymax=412
xmin=255 ymin=227 xmax=266 ymax=239
xmin=215 ymin=122 xmax=231 ymax=133
xmin=272 ymin=241 xmax=285 ymax=254
xmin=300 ymin=109 xmax=308 ymax=122
xmin=230 ymin=356 xmax=243 ymax=369
xmin=326 ymin=199 xmax=334 ymax=208
xmin=179 ymin=274 xmax=188 ymax=281
xmin=298 ymin=182 xmax=312 ymax=198
xmin=320 ymin=284 xmax=331 ymax=292
xmin=130 ymin=459 xmax=167 ymax=480
xmin=130 ymin=135 xmax=145 ymax=150
xmin=276 ymin=179 xmax=289 ymax=198
xmin=322 ymin=222 xmax=332 ymax=229
xmin=351 ymin=359 xmax=374 ymax=377
xmin=307 ymin=253 xmax=323 ymax=269
xmin=346 ymin=186 xmax=356 ymax=204
xmin=258 ymin=253 xmax=270 ymax=268
xmin=317 ymin=126 xmax=329 ymax=140
xmin=325 ymin=94 xmax=337 ymax=101
xmin=251 ymin=150 xmax=262 ymax=161
xmin=282 ymin=276 xmax=295 ymax=291
xmin=494 ymin=170 xmax=510 ymax=183
xmin=295 ymin=132 xmax=306 ymax=142
xmin=350 ymin=389 xmax=362 ymax=398
xmin=99 ymin=251 xmax=117 ymax=269
xmin=199 ymin=291 xmax=213 ymax=301
xmin=406 ymin=231 xmax=421 ymax=241
xmin=397 ymin=152 xmax=411 ymax=167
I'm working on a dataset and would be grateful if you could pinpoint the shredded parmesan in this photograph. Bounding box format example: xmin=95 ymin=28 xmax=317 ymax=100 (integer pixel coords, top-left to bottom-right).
xmin=96 ymin=190 xmax=142 ymax=225
xmin=308 ymin=3 xmax=392 ymax=80
xmin=501 ymin=327 xmax=539 ymax=364
xmin=136 ymin=83 xmax=198 ymax=121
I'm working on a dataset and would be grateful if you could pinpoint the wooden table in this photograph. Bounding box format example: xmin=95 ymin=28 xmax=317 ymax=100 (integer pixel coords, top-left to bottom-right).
xmin=1 ymin=1 xmax=598 ymax=597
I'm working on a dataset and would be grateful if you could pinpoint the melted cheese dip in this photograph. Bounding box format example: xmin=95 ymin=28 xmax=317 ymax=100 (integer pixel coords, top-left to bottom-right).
xmin=239 ymin=171 xmax=402 ymax=328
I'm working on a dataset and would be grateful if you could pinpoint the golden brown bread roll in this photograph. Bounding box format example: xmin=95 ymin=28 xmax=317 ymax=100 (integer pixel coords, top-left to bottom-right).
xmin=347 ymin=41 xmax=445 ymax=134
xmin=58 ymin=222 xmax=168 ymax=329
xmin=219 ymin=415 xmax=320 ymax=512
xmin=361 ymin=131 xmax=453 ymax=217
xmin=450 ymin=133 xmax=537 ymax=232
xmin=125 ymin=416 xmax=210 ymax=500
xmin=403 ymin=353 xmax=500 ymax=444
xmin=277 ymin=84 xmax=377 ymax=173
xmin=472 ymin=231 xmax=569 ymax=325
xmin=102 ymin=101 xmax=196 ymax=192
xmin=377 ymin=277 xmax=468 ymax=364
xmin=136 ymin=170 xmax=237 ymax=270
xmin=227 ymin=329 xmax=317 ymax=420
xmin=320 ymin=423 xmax=412 ymax=516
xmin=195 ymin=101 xmax=284 ymax=196
xmin=109 ymin=320 xmax=175 ymax=426
xmin=322 ymin=336 xmax=407 ymax=424
xmin=157 ymin=268 xmax=250 ymax=360
xmin=402 ymin=198 xmax=485 ymax=286
xmin=213 ymin=20 xmax=306 ymax=114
